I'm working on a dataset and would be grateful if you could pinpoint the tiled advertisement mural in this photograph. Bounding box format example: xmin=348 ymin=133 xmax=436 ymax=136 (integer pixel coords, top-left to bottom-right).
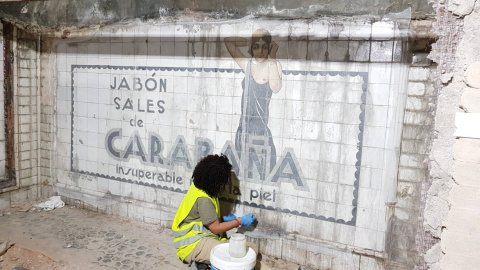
xmin=55 ymin=19 xmax=408 ymax=252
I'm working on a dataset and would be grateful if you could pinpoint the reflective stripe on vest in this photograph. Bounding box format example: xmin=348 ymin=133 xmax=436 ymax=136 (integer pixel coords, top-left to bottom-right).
xmin=173 ymin=233 xmax=215 ymax=248
xmin=172 ymin=184 xmax=221 ymax=260
xmin=173 ymin=224 xmax=212 ymax=238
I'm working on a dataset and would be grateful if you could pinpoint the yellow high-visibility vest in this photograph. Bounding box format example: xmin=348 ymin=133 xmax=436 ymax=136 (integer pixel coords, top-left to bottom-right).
xmin=172 ymin=183 xmax=225 ymax=261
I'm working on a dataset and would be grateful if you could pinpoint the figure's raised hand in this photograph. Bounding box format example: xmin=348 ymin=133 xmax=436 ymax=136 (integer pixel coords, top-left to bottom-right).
xmin=240 ymin=213 xmax=256 ymax=226
xmin=223 ymin=214 xmax=237 ymax=222
xmin=269 ymin=41 xmax=279 ymax=58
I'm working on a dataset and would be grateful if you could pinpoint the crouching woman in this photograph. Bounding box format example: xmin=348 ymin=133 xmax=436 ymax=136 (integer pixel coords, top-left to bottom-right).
xmin=172 ymin=154 xmax=256 ymax=265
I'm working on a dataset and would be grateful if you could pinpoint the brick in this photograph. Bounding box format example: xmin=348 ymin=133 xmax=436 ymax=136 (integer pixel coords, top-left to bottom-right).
xmin=20 ymin=159 xmax=32 ymax=169
xmin=398 ymin=167 xmax=426 ymax=182
xmin=407 ymin=82 xmax=426 ymax=96
xmin=18 ymin=78 xmax=37 ymax=87
xmin=395 ymin=194 xmax=421 ymax=209
xmin=19 ymin=124 xmax=31 ymax=132
xmin=40 ymin=149 xmax=50 ymax=159
xmin=40 ymin=167 xmax=51 ymax=177
xmin=453 ymin=138 xmax=480 ymax=163
xmin=399 ymin=153 xmax=426 ymax=168
xmin=41 ymin=123 xmax=50 ymax=132
xmin=18 ymin=59 xmax=36 ymax=69
xmin=18 ymin=87 xmax=32 ymax=96
xmin=408 ymin=67 xmax=431 ymax=81
xmin=18 ymin=97 xmax=33 ymax=105
xmin=405 ymin=97 xmax=434 ymax=111
xmin=403 ymin=111 xmax=434 ymax=125
xmin=19 ymin=115 xmax=32 ymax=125
xmin=18 ymin=168 xmax=33 ymax=179
xmin=20 ymin=176 xmax=36 ymax=187
xmin=19 ymin=142 xmax=32 ymax=152
xmin=41 ymin=141 xmax=51 ymax=149
xmin=397 ymin=180 xmax=422 ymax=197
xmin=40 ymin=158 xmax=50 ymax=167
xmin=401 ymin=139 xmax=429 ymax=154
xmin=425 ymin=83 xmax=436 ymax=96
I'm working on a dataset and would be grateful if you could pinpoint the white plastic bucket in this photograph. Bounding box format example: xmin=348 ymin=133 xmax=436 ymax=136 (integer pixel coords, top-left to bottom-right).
xmin=210 ymin=243 xmax=256 ymax=270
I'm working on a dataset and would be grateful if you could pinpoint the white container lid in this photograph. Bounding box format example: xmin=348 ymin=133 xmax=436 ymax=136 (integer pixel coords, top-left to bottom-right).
xmin=210 ymin=243 xmax=256 ymax=270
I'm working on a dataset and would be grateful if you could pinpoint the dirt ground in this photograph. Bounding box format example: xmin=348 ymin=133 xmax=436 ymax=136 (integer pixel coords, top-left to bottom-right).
xmin=0 ymin=245 xmax=65 ymax=270
xmin=0 ymin=200 xmax=302 ymax=270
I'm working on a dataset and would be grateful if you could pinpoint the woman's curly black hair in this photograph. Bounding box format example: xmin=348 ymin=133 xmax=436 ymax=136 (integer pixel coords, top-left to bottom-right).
xmin=192 ymin=154 xmax=232 ymax=198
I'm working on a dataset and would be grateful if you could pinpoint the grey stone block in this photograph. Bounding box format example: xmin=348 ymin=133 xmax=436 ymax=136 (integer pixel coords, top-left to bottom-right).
xmin=370 ymin=41 xmax=394 ymax=62
xmin=348 ymin=40 xmax=370 ymax=62
xmin=327 ymin=41 xmax=348 ymax=61
xmin=307 ymin=41 xmax=327 ymax=61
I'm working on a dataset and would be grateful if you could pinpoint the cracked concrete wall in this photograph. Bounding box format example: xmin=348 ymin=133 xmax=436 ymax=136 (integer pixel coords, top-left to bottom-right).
xmin=0 ymin=0 xmax=434 ymax=31
xmin=423 ymin=0 xmax=480 ymax=269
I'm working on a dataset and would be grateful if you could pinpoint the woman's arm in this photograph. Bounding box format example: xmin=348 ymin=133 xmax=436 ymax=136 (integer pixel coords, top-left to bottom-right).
xmin=268 ymin=42 xmax=282 ymax=93
xmin=206 ymin=218 xmax=241 ymax=235
xmin=224 ymin=37 xmax=248 ymax=71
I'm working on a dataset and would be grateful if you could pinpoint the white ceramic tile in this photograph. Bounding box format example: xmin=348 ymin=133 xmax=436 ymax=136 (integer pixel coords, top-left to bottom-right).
xmin=361 ymin=147 xmax=385 ymax=169
xmin=333 ymin=221 xmax=355 ymax=245
xmin=368 ymin=63 xmax=393 ymax=84
xmin=354 ymin=227 xmax=378 ymax=250
xmin=301 ymin=121 xmax=321 ymax=141
xmin=216 ymin=96 xmax=233 ymax=114
xmin=160 ymin=24 xmax=175 ymax=42
xmin=364 ymin=105 xmax=388 ymax=127
xmin=307 ymin=20 xmax=329 ymax=40
xmin=320 ymin=142 xmax=340 ymax=163
xmin=300 ymin=139 xmax=321 ymax=161
xmin=356 ymin=207 xmax=379 ymax=230
xmin=371 ymin=21 xmax=395 ymax=40
xmin=349 ymin=20 xmax=372 ymax=40
xmin=357 ymin=187 xmax=384 ymax=210
xmin=322 ymin=122 xmax=342 ymax=143
xmin=323 ymin=102 xmax=344 ymax=123
xmin=341 ymin=124 xmax=360 ymax=146
xmin=359 ymin=167 xmax=384 ymax=190
xmin=363 ymin=126 xmax=387 ymax=148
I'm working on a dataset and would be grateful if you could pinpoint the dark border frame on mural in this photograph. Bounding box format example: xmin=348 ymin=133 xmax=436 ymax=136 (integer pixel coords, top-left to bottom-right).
xmin=70 ymin=65 xmax=368 ymax=226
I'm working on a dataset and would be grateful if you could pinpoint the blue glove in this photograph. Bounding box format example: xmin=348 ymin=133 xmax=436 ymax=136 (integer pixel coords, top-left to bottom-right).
xmin=240 ymin=213 xmax=256 ymax=226
xmin=223 ymin=214 xmax=237 ymax=222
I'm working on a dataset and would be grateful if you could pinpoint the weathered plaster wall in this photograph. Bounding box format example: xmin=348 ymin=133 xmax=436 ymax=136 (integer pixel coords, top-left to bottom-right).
xmin=0 ymin=24 xmax=5 ymax=179
xmin=0 ymin=25 xmax=54 ymax=209
xmin=0 ymin=0 xmax=433 ymax=31
xmin=424 ymin=0 xmax=480 ymax=269
xmin=0 ymin=2 xmax=443 ymax=270
xmin=42 ymin=17 xmax=412 ymax=269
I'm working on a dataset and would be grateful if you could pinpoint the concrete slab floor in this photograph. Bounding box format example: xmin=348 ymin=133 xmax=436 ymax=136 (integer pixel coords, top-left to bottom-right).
xmin=0 ymin=201 xmax=302 ymax=270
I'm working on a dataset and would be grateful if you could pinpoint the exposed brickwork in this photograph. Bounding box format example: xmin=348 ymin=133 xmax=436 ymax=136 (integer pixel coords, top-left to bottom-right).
xmin=386 ymin=65 xmax=437 ymax=269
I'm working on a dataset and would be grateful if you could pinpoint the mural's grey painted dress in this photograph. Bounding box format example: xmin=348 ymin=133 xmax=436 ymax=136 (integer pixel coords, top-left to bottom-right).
xmin=235 ymin=61 xmax=277 ymax=178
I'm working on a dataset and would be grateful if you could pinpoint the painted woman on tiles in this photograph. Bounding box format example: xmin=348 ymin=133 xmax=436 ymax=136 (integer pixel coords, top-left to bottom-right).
xmin=224 ymin=28 xmax=283 ymax=179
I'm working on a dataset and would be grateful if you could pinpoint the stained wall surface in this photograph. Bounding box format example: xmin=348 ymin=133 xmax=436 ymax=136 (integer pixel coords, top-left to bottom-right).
xmin=0 ymin=23 xmax=5 ymax=179
xmin=49 ymin=18 xmax=410 ymax=268
xmin=0 ymin=0 xmax=433 ymax=31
